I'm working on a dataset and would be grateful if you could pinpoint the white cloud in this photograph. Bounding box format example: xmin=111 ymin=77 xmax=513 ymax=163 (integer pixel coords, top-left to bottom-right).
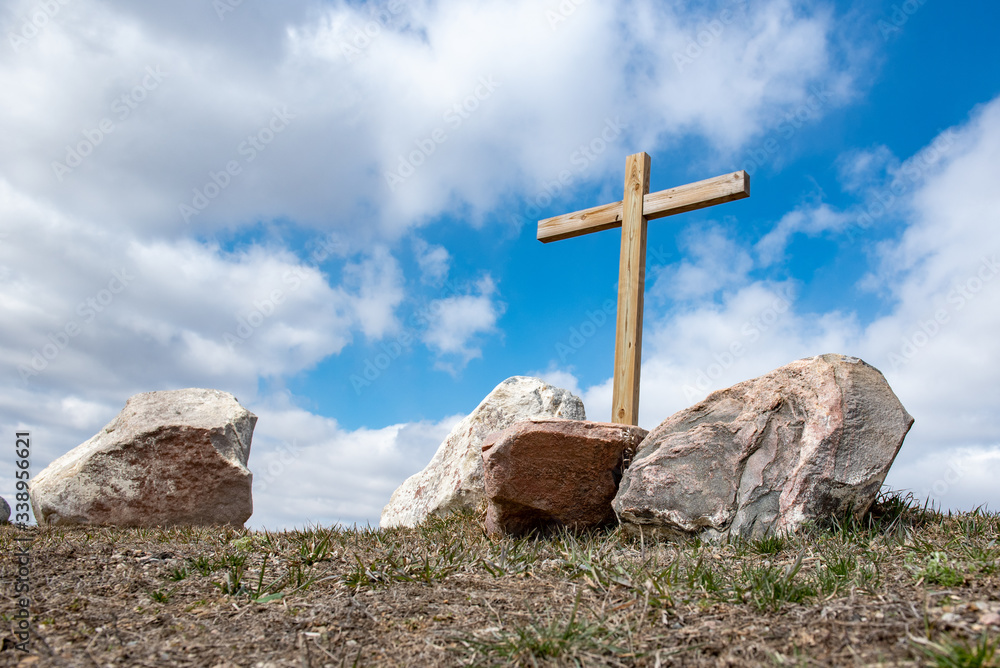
xmin=422 ymin=276 xmax=505 ymax=372
xmin=341 ymin=246 xmax=405 ymax=340
xmin=0 ymin=0 xmax=856 ymax=240
xmin=857 ymin=99 xmax=1000 ymax=455
xmin=885 ymin=447 xmax=1000 ymax=512
xmin=835 ymin=144 xmax=898 ymax=193
xmin=651 ymin=225 xmax=754 ymax=300
xmin=0 ymin=175 xmax=417 ymax=511
xmin=623 ymin=0 xmax=852 ymax=156
xmin=413 ymin=238 xmax=451 ymax=286
xmin=618 ymin=280 xmax=830 ymax=425
xmin=754 ymin=203 xmax=852 ymax=265
xmin=0 ymin=190 xmax=355 ymax=394
xmin=245 ymin=397 xmax=464 ymax=529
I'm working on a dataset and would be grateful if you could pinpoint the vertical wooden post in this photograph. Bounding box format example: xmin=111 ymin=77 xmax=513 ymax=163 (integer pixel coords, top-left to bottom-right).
xmin=612 ymin=152 xmax=650 ymax=425
xmin=538 ymin=157 xmax=749 ymax=426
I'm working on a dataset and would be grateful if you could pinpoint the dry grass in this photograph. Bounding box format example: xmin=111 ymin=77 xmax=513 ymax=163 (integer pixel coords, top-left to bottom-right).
xmin=1 ymin=490 xmax=998 ymax=667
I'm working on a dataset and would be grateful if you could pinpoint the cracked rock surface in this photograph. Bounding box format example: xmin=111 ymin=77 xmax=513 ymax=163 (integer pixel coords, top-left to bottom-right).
xmin=614 ymin=354 xmax=914 ymax=540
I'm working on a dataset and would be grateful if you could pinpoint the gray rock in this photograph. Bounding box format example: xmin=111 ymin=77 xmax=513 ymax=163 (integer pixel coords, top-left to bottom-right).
xmin=614 ymin=354 xmax=914 ymax=541
xmin=482 ymin=418 xmax=647 ymax=537
xmin=0 ymin=496 xmax=9 ymax=523
xmin=380 ymin=376 xmax=586 ymax=528
xmin=30 ymin=388 xmax=256 ymax=527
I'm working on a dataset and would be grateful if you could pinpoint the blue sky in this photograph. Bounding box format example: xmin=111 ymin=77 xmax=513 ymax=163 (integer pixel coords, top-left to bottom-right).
xmin=2 ymin=0 xmax=999 ymax=530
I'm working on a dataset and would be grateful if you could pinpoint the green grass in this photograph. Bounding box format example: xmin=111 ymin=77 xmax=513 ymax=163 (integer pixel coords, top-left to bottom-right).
xmin=910 ymin=550 xmax=966 ymax=587
xmin=750 ymin=533 xmax=788 ymax=555
xmin=189 ymin=555 xmax=214 ymax=576
xmin=148 ymin=588 xmax=172 ymax=603
xmin=459 ymin=592 xmax=622 ymax=665
xmin=736 ymin=554 xmax=816 ymax=612
xmin=213 ymin=552 xmax=250 ymax=595
xmin=345 ymin=542 xmax=466 ymax=589
xmin=915 ymin=632 xmax=997 ymax=668
xmin=8 ymin=489 xmax=997 ymax=666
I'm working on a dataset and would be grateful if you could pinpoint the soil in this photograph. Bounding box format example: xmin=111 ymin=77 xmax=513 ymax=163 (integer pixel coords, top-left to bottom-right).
xmin=1 ymin=499 xmax=997 ymax=667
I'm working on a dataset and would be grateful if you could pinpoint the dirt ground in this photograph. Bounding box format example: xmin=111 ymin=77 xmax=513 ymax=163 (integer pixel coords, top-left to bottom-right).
xmin=1 ymin=497 xmax=998 ymax=667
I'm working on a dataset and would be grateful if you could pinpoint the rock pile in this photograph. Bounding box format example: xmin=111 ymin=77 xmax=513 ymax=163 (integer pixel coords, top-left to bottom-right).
xmin=380 ymin=377 xmax=585 ymax=528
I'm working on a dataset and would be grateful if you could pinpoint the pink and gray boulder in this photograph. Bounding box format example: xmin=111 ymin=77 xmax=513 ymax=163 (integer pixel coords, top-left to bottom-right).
xmin=613 ymin=354 xmax=914 ymax=540
xmin=30 ymin=388 xmax=256 ymax=527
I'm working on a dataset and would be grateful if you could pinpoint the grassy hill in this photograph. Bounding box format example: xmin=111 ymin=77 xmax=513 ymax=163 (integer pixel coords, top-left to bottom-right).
xmin=1 ymin=491 xmax=998 ymax=666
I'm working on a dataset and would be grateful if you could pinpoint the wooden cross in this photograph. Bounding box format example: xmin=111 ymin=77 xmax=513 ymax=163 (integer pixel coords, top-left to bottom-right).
xmin=537 ymin=153 xmax=750 ymax=425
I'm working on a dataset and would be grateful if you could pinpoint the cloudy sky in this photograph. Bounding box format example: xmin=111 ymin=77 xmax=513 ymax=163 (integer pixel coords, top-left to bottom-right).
xmin=2 ymin=0 xmax=998 ymax=530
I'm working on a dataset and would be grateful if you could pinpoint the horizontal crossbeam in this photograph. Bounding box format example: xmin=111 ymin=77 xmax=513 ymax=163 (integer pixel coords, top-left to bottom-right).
xmin=537 ymin=170 xmax=750 ymax=243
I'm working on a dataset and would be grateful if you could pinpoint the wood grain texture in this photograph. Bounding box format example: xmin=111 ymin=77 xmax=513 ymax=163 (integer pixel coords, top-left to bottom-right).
xmin=536 ymin=171 xmax=749 ymax=243
xmin=536 ymin=200 xmax=624 ymax=243
xmin=536 ymin=157 xmax=751 ymax=428
xmin=611 ymin=152 xmax=650 ymax=426
xmin=644 ymin=170 xmax=750 ymax=221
